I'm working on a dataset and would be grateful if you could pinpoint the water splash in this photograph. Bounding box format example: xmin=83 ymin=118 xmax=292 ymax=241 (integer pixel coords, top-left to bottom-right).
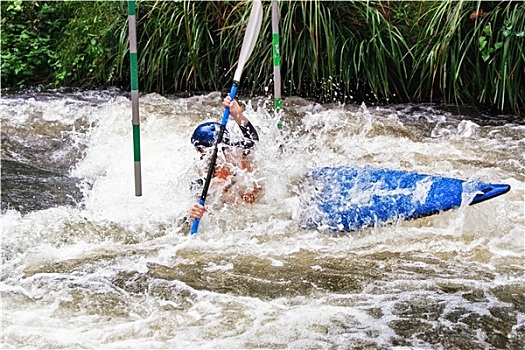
xmin=1 ymin=90 xmax=523 ymax=349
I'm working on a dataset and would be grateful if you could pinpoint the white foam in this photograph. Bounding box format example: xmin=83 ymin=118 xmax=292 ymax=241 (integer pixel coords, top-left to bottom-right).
xmin=2 ymin=91 xmax=524 ymax=349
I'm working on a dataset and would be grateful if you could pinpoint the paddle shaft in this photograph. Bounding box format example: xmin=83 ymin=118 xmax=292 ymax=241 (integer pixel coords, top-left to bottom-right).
xmin=190 ymin=83 xmax=238 ymax=235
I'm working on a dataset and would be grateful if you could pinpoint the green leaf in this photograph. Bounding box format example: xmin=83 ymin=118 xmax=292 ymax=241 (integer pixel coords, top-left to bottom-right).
xmin=478 ymin=36 xmax=487 ymax=49
xmin=7 ymin=0 xmax=22 ymax=11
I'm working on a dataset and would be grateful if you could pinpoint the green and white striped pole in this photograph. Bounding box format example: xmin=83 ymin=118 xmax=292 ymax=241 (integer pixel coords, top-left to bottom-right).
xmin=271 ymin=0 xmax=283 ymax=129
xmin=128 ymin=0 xmax=142 ymax=196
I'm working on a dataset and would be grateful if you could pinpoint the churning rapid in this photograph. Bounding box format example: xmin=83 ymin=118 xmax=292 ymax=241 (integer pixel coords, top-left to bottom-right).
xmin=1 ymin=89 xmax=524 ymax=349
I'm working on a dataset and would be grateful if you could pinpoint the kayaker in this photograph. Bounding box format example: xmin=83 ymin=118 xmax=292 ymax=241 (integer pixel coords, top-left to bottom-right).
xmin=188 ymin=96 xmax=262 ymax=220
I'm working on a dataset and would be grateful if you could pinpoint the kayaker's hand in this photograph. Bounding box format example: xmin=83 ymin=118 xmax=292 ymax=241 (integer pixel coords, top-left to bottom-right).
xmin=189 ymin=203 xmax=207 ymax=219
xmin=223 ymin=96 xmax=244 ymax=121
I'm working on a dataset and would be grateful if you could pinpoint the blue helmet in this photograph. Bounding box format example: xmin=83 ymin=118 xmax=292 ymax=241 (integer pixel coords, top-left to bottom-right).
xmin=191 ymin=122 xmax=229 ymax=148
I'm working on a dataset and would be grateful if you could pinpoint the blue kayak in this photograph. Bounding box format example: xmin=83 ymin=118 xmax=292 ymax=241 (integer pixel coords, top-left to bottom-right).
xmin=300 ymin=167 xmax=511 ymax=231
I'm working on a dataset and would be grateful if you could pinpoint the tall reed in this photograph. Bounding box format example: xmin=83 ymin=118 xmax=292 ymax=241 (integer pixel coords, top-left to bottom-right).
xmin=135 ymin=1 xmax=258 ymax=94
xmin=332 ymin=0 xmax=412 ymax=102
xmin=411 ymin=0 xmax=524 ymax=114
xmin=4 ymin=0 xmax=524 ymax=114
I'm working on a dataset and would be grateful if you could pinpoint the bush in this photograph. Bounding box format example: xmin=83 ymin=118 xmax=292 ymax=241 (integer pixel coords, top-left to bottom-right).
xmin=1 ymin=0 xmax=70 ymax=87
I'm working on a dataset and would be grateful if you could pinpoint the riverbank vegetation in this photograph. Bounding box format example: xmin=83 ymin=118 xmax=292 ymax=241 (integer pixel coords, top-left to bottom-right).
xmin=2 ymin=0 xmax=524 ymax=114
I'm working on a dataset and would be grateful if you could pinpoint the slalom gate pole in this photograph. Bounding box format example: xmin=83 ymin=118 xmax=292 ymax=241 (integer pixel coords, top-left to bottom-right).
xmin=127 ymin=0 xmax=142 ymax=196
xmin=272 ymin=0 xmax=283 ymax=129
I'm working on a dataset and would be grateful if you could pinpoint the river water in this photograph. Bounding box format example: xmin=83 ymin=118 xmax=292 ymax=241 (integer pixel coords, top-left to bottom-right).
xmin=1 ymin=89 xmax=524 ymax=349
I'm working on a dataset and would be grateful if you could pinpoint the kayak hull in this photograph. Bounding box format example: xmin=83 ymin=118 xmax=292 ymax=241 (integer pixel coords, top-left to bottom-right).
xmin=300 ymin=167 xmax=511 ymax=231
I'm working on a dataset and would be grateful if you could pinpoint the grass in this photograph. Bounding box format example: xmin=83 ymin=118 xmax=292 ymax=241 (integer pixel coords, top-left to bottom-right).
xmin=2 ymin=0 xmax=523 ymax=114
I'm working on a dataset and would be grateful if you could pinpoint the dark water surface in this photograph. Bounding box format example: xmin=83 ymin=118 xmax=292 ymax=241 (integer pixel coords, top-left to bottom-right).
xmin=1 ymin=159 xmax=83 ymax=213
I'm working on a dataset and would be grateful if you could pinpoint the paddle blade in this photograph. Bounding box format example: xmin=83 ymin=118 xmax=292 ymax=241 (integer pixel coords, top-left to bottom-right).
xmin=234 ymin=0 xmax=263 ymax=82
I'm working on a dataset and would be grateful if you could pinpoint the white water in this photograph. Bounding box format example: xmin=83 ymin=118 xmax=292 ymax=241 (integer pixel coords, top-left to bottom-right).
xmin=1 ymin=90 xmax=524 ymax=349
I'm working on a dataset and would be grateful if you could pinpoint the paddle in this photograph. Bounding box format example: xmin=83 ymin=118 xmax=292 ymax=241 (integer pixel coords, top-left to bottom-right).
xmin=190 ymin=0 xmax=263 ymax=235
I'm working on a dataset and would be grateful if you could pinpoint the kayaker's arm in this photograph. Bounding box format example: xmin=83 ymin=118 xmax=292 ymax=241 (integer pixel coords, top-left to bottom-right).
xmin=223 ymin=96 xmax=259 ymax=150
